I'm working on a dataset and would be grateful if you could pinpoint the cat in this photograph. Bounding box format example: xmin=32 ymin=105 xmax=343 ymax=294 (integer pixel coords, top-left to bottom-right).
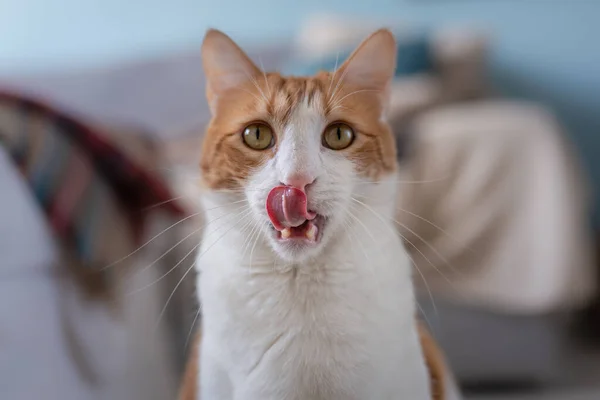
xmin=185 ymin=28 xmax=454 ymax=400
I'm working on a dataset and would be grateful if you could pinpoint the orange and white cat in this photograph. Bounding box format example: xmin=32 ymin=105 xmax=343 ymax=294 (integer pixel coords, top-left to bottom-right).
xmin=183 ymin=29 xmax=459 ymax=400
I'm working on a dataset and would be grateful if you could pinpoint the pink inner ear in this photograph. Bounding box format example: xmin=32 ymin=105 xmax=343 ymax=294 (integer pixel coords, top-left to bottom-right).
xmin=334 ymin=29 xmax=396 ymax=93
xmin=201 ymin=29 xmax=262 ymax=102
xmin=266 ymin=186 xmax=315 ymax=231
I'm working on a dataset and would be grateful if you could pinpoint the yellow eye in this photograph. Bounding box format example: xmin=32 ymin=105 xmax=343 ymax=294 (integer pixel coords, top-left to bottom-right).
xmin=323 ymin=123 xmax=355 ymax=150
xmin=242 ymin=123 xmax=274 ymax=150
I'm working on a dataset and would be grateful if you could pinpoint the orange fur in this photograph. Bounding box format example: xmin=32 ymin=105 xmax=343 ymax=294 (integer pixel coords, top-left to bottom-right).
xmin=178 ymin=332 xmax=201 ymax=400
xmin=418 ymin=323 xmax=448 ymax=400
xmin=199 ymin=38 xmax=397 ymax=190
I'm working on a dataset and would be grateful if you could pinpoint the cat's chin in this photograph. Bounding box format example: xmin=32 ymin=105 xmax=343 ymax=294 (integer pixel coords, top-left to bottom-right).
xmin=268 ymin=215 xmax=327 ymax=262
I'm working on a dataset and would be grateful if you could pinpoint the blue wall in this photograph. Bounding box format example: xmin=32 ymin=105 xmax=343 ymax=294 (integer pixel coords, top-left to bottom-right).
xmin=3 ymin=0 xmax=600 ymax=221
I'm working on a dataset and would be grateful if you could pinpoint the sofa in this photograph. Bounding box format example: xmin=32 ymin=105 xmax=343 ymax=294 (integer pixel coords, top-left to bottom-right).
xmin=1 ymin=15 xmax=598 ymax=398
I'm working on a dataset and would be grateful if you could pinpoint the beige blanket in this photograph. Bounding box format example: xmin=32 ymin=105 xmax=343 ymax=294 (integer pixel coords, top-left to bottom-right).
xmin=398 ymin=101 xmax=595 ymax=314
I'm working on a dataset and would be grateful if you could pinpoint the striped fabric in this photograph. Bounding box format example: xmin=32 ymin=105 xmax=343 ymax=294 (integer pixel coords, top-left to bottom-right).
xmin=0 ymin=91 xmax=186 ymax=280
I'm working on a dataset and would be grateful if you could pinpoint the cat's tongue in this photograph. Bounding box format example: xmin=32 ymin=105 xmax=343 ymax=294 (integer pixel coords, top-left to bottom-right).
xmin=266 ymin=186 xmax=315 ymax=231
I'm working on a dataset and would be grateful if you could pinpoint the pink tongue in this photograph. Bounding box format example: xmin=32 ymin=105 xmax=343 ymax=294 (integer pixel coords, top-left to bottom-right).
xmin=266 ymin=186 xmax=315 ymax=231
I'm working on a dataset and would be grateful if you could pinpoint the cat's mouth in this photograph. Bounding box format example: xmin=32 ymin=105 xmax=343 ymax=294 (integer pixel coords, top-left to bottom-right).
xmin=266 ymin=185 xmax=325 ymax=244
xmin=274 ymin=215 xmax=325 ymax=243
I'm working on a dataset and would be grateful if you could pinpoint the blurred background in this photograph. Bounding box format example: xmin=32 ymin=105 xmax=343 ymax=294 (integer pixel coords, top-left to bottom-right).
xmin=1 ymin=1 xmax=600 ymax=399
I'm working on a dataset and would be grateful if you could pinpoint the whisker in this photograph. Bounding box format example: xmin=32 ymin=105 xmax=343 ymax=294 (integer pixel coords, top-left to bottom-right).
xmin=349 ymin=198 xmax=397 ymax=238
xmin=103 ymin=198 xmax=249 ymax=270
xmin=412 ymin=259 xmax=438 ymax=318
xmin=184 ymin=306 xmax=202 ymax=351
xmin=327 ymin=104 xmax=351 ymax=114
xmin=126 ymin=207 xmax=252 ymax=295
xmin=247 ymin=222 xmax=265 ymax=274
xmin=153 ymin=212 xmax=253 ymax=332
xmin=345 ymin=210 xmax=377 ymax=246
xmin=102 ymin=210 xmax=203 ymax=270
xmin=326 ymin=52 xmax=340 ymax=99
xmin=329 ymin=89 xmax=380 ymax=110
xmin=243 ymin=70 xmax=270 ymax=104
xmin=234 ymin=218 xmax=259 ymax=271
xmin=350 ymin=198 xmax=457 ymax=289
xmin=349 ymin=200 xmax=439 ymax=317
xmin=416 ymin=298 xmax=435 ymax=333
xmin=328 ymin=64 xmax=352 ymax=110
xmin=352 ymin=194 xmax=461 ymax=244
xmin=392 ymin=217 xmax=464 ymax=277
xmin=350 ymin=197 xmax=438 ymax=316
xmin=258 ymin=57 xmax=272 ymax=99
xmin=241 ymin=219 xmax=261 ymax=275
xmin=239 ymin=223 xmax=278 ymax=271
xmin=345 ymin=207 xmax=432 ymax=315
xmin=236 ymin=86 xmax=264 ymax=104
xmin=126 ymin=204 xmax=250 ymax=279
xmin=141 ymin=195 xmax=187 ymax=212
xmin=341 ymin=216 xmax=374 ymax=277
xmin=352 ymin=198 xmax=462 ymax=277
xmin=350 ymin=176 xmax=451 ymax=186
xmin=396 ymin=206 xmax=476 ymax=254
xmin=209 ymin=186 xmax=269 ymax=194
xmin=400 ymin=228 xmax=454 ymax=298
xmin=126 ymin=240 xmax=201 ymax=297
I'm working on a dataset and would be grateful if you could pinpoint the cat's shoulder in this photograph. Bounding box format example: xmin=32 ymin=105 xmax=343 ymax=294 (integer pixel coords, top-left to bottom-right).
xmin=178 ymin=331 xmax=201 ymax=400
xmin=418 ymin=322 xmax=457 ymax=400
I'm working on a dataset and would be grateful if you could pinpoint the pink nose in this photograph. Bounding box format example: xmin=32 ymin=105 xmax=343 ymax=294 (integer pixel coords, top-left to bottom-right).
xmin=281 ymin=174 xmax=315 ymax=191
xmin=266 ymin=185 xmax=316 ymax=231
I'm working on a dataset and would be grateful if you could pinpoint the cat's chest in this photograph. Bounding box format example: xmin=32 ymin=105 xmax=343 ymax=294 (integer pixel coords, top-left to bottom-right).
xmin=198 ymin=247 xmax=414 ymax=361
xmin=196 ymin=242 xmax=428 ymax=399
xmin=201 ymin=261 xmax=377 ymax=327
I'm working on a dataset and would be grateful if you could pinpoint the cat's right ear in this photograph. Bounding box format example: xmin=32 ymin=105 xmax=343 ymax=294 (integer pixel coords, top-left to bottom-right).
xmin=201 ymin=29 xmax=262 ymax=113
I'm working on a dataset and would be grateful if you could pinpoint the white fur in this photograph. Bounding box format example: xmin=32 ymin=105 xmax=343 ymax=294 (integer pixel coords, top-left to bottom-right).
xmin=195 ymin=96 xmax=431 ymax=399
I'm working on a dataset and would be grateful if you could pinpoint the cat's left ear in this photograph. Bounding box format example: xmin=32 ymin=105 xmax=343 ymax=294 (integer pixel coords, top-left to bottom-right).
xmin=335 ymin=29 xmax=397 ymax=111
xmin=201 ymin=29 xmax=262 ymax=113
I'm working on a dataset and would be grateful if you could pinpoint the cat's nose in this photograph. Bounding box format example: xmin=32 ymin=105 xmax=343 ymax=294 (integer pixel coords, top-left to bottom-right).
xmin=281 ymin=174 xmax=315 ymax=192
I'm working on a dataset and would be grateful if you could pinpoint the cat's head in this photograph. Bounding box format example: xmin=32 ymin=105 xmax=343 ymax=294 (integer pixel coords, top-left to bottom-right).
xmin=199 ymin=29 xmax=398 ymax=263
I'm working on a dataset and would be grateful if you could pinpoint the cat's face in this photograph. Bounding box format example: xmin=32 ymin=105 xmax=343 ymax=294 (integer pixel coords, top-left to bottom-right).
xmin=199 ymin=29 xmax=398 ymax=263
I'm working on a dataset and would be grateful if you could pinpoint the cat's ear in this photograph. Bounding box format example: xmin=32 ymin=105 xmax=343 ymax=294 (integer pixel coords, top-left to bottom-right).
xmin=201 ymin=29 xmax=262 ymax=113
xmin=335 ymin=29 xmax=397 ymax=108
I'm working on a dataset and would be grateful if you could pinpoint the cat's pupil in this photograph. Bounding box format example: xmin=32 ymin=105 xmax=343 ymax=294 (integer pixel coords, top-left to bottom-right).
xmin=337 ymin=126 xmax=341 ymax=140
xmin=255 ymin=127 xmax=260 ymax=140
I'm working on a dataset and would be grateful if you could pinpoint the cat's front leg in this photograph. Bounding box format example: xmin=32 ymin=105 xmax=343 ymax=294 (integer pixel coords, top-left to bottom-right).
xmin=200 ymin=351 xmax=233 ymax=400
